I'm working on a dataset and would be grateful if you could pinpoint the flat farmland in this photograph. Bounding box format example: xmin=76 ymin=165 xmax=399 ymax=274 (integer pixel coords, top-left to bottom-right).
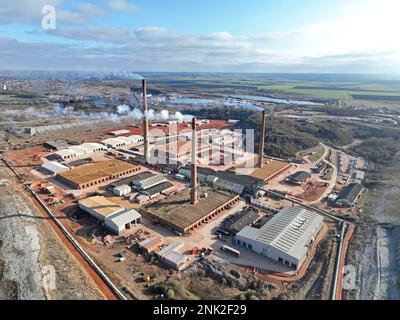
xmin=258 ymin=81 xmax=400 ymax=101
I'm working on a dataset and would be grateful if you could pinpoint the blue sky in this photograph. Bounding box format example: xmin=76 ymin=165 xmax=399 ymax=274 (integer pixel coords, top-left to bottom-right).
xmin=0 ymin=0 xmax=399 ymax=73
xmin=100 ymin=0 xmax=342 ymax=34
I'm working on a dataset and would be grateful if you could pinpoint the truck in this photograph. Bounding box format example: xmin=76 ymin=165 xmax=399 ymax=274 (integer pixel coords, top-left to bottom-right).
xmin=221 ymin=245 xmax=240 ymax=258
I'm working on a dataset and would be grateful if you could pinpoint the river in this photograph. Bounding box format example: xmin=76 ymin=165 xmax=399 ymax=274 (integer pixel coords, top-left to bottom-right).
xmin=226 ymin=94 xmax=324 ymax=106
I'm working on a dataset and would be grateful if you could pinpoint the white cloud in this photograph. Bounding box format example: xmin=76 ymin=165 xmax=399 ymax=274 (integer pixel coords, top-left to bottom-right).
xmin=252 ymin=0 xmax=400 ymax=59
xmin=49 ymin=27 xmax=132 ymax=43
xmin=0 ymin=0 xmax=138 ymax=25
xmin=1 ymin=0 xmax=400 ymax=73
xmin=107 ymin=0 xmax=138 ymax=13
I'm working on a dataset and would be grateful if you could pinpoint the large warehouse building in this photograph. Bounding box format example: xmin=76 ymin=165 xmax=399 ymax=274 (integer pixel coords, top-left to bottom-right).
xmin=57 ymin=159 xmax=140 ymax=189
xmin=78 ymin=196 xmax=141 ymax=235
xmin=235 ymin=207 xmax=324 ymax=270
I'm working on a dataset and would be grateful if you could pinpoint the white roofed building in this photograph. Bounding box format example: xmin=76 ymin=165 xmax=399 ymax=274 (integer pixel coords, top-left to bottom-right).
xmin=156 ymin=242 xmax=189 ymax=271
xmin=78 ymin=196 xmax=141 ymax=235
xmin=235 ymin=207 xmax=324 ymax=270
xmin=40 ymin=162 xmax=70 ymax=175
xmin=112 ymin=184 xmax=132 ymax=197
xmin=53 ymin=143 xmax=108 ymax=160
xmin=104 ymin=209 xmax=141 ymax=235
xmin=110 ymin=129 xmax=131 ymax=136
xmin=101 ymin=135 xmax=144 ymax=148
xmin=131 ymin=174 xmax=167 ymax=190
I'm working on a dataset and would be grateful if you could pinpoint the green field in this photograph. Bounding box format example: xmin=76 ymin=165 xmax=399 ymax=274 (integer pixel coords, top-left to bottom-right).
xmin=257 ymin=82 xmax=400 ymax=101
xmin=323 ymin=166 xmax=334 ymax=181
xmin=309 ymin=146 xmax=325 ymax=162
xmin=149 ymin=73 xmax=400 ymax=103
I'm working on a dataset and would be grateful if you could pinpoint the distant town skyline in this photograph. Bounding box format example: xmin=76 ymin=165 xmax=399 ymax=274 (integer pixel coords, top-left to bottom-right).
xmin=1 ymin=0 xmax=400 ymax=73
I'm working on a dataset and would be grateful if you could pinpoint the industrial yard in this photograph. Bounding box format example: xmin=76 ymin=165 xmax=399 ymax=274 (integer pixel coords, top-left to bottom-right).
xmin=0 ymin=75 xmax=373 ymax=302
xmin=3 ymin=0 xmax=400 ymax=308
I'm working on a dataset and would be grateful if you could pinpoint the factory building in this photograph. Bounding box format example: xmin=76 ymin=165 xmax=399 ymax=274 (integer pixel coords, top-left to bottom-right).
xmin=243 ymin=159 xmax=292 ymax=183
xmin=178 ymin=167 xmax=263 ymax=195
xmin=131 ymin=173 xmax=167 ymax=190
xmin=156 ymin=242 xmax=189 ymax=271
xmin=25 ymin=120 xmax=102 ymax=136
xmin=235 ymin=207 xmax=324 ymax=270
xmin=155 ymin=140 xmax=210 ymax=162
xmin=157 ymin=162 xmax=184 ymax=174
xmin=143 ymin=188 xmax=240 ymax=234
xmin=43 ymin=140 xmax=69 ymax=151
xmin=206 ymin=129 xmax=242 ymax=148
xmin=78 ymin=196 xmax=141 ymax=235
xmin=57 ymin=159 xmax=140 ymax=190
xmin=286 ymin=171 xmax=312 ymax=185
xmin=227 ymin=210 xmax=260 ymax=234
xmin=336 ymin=183 xmax=364 ymax=207
xmin=353 ymin=170 xmax=366 ymax=184
xmin=54 ymin=143 xmax=108 ymax=161
xmin=108 ymin=172 xmax=152 ymax=189
xmin=138 ymin=237 xmax=164 ymax=254
xmin=101 ymin=135 xmax=144 ymax=148
xmin=39 ymin=162 xmax=70 ymax=176
xmin=139 ymin=181 xmax=175 ymax=199
xmin=112 ymin=184 xmax=132 ymax=197
xmin=110 ymin=129 xmax=131 ymax=136
xmin=108 ymin=171 xmax=173 ymax=199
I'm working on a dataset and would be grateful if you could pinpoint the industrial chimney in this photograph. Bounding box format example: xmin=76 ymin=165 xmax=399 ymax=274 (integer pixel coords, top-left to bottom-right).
xmin=191 ymin=117 xmax=199 ymax=205
xmin=142 ymin=79 xmax=150 ymax=163
xmin=258 ymin=110 xmax=267 ymax=168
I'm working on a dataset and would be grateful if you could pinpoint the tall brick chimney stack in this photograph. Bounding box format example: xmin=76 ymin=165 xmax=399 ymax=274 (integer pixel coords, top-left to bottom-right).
xmin=259 ymin=110 xmax=267 ymax=168
xmin=142 ymin=79 xmax=150 ymax=163
xmin=191 ymin=117 xmax=199 ymax=205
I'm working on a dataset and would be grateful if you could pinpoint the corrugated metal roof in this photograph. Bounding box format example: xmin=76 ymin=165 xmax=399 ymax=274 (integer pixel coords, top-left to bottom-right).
xmin=41 ymin=161 xmax=69 ymax=174
xmin=141 ymin=181 xmax=174 ymax=196
xmin=214 ymin=179 xmax=244 ymax=194
xmin=238 ymin=207 xmax=323 ymax=260
xmin=106 ymin=208 xmax=141 ymax=227
xmin=79 ymin=196 xmax=123 ymax=218
xmin=337 ymin=183 xmax=363 ymax=204
xmin=236 ymin=226 xmax=259 ymax=239
xmin=157 ymin=242 xmax=184 ymax=257
xmin=136 ymin=174 xmax=167 ymax=190
xmin=228 ymin=210 xmax=260 ymax=234
xmin=54 ymin=143 xmax=106 ymax=158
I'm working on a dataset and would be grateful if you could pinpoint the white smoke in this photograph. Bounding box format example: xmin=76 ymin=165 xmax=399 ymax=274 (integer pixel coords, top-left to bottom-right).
xmin=52 ymin=104 xmax=193 ymax=123
xmin=116 ymin=104 xmax=131 ymax=115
